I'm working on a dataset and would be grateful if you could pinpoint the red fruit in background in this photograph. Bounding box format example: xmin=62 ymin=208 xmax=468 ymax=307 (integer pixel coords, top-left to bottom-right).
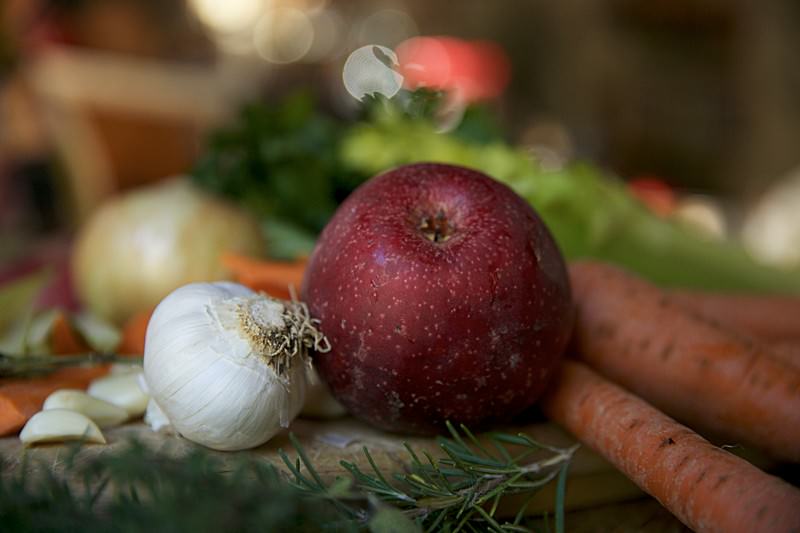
xmin=628 ymin=177 xmax=677 ymax=217
xmin=302 ymin=163 xmax=573 ymax=434
xmin=0 ymin=239 xmax=80 ymax=312
xmin=396 ymin=36 xmax=511 ymax=102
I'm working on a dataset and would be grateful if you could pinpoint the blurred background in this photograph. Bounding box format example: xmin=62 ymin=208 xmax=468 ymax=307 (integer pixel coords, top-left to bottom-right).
xmin=2 ymin=0 xmax=800 ymax=277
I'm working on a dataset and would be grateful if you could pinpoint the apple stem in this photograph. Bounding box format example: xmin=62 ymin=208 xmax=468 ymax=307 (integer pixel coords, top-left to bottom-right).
xmin=420 ymin=210 xmax=454 ymax=243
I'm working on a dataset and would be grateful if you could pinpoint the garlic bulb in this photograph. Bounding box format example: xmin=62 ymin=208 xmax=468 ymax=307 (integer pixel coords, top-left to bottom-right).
xmin=143 ymin=282 xmax=328 ymax=451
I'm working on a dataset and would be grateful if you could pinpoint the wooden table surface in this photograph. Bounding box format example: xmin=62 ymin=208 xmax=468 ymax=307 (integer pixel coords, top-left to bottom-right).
xmin=0 ymin=416 xmax=690 ymax=531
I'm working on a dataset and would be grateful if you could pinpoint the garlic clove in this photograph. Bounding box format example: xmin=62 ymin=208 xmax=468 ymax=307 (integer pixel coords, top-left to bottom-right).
xmin=23 ymin=309 xmax=59 ymax=354
xmin=88 ymin=372 xmax=149 ymax=418
xmin=20 ymin=409 xmax=106 ymax=446
xmin=72 ymin=312 xmax=121 ymax=353
xmin=144 ymin=399 xmax=174 ymax=433
xmin=43 ymin=389 xmax=128 ymax=428
xmin=301 ymin=366 xmax=347 ymax=419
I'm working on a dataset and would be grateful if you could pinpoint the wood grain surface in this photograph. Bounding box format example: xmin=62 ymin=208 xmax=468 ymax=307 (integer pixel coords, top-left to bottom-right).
xmin=0 ymin=417 xmax=651 ymax=519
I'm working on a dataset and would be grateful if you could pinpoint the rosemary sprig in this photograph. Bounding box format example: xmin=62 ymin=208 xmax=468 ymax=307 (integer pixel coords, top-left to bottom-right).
xmin=280 ymin=421 xmax=578 ymax=532
xmin=2 ymin=423 xmax=575 ymax=532
xmin=1 ymin=441 xmax=352 ymax=532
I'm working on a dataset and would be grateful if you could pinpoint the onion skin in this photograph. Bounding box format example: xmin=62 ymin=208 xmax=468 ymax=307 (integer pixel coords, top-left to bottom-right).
xmin=72 ymin=178 xmax=266 ymax=325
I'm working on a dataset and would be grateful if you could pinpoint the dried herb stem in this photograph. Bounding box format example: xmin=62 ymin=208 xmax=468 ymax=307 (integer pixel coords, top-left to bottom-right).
xmin=0 ymin=352 xmax=142 ymax=378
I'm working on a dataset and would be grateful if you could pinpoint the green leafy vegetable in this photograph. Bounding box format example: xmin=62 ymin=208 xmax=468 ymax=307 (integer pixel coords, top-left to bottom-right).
xmin=194 ymin=89 xmax=800 ymax=292
xmin=191 ymin=90 xmax=503 ymax=260
xmin=342 ymin=103 xmax=800 ymax=293
xmin=193 ymin=93 xmax=365 ymax=239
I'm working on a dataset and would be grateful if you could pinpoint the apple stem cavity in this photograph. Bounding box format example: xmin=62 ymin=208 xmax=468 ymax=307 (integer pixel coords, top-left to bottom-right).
xmin=419 ymin=209 xmax=454 ymax=243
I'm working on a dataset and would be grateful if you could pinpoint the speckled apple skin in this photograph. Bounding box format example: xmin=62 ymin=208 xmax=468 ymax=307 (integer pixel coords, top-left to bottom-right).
xmin=302 ymin=163 xmax=574 ymax=434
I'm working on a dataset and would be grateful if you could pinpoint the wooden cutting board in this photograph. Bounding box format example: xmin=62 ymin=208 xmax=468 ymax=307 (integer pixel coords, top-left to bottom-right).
xmin=0 ymin=416 xmax=644 ymax=517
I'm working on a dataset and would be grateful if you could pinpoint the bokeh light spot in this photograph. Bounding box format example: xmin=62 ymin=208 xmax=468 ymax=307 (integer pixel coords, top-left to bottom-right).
xmin=190 ymin=0 xmax=263 ymax=34
xmin=343 ymin=45 xmax=404 ymax=101
xmin=254 ymin=7 xmax=314 ymax=64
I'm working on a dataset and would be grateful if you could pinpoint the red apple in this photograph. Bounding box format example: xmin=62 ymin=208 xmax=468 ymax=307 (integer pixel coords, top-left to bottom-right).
xmin=302 ymin=163 xmax=573 ymax=434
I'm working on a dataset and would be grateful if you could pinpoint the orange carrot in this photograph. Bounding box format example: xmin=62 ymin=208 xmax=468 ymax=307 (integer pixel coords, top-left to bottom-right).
xmin=769 ymin=341 xmax=800 ymax=369
xmin=118 ymin=309 xmax=152 ymax=355
xmin=221 ymin=252 xmax=307 ymax=300
xmin=670 ymin=290 xmax=800 ymax=369
xmin=0 ymin=366 xmax=109 ymax=436
xmin=569 ymin=261 xmax=800 ymax=462
xmin=541 ymin=360 xmax=800 ymax=533
xmin=50 ymin=312 xmax=91 ymax=355
xmin=0 ymin=310 xmax=113 ymax=436
xmin=670 ymin=290 xmax=800 ymax=342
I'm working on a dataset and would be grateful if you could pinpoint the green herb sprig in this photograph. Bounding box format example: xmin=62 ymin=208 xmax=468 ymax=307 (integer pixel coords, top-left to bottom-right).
xmin=2 ymin=424 xmax=575 ymax=533
xmin=0 ymin=352 xmax=142 ymax=378
xmin=279 ymin=421 xmax=577 ymax=532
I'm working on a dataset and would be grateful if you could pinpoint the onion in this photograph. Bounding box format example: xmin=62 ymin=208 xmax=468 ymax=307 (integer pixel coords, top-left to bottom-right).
xmin=72 ymin=178 xmax=266 ymax=324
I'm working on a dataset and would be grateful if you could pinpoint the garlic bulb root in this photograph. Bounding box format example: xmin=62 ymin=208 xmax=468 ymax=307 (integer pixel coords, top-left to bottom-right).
xmin=144 ymin=282 xmax=329 ymax=451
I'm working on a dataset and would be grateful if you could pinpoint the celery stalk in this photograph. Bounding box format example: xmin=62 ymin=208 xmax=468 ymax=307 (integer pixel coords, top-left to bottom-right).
xmin=341 ymin=113 xmax=800 ymax=294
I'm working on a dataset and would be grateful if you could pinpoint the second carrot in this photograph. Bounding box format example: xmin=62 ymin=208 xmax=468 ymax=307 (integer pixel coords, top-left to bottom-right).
xmin=569 ymin=261 xmax=800 ymax=463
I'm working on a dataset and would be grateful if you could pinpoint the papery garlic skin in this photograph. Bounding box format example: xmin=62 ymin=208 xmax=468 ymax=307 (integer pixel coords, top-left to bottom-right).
xmin=144 ymin=282 xmax=314 ymax=451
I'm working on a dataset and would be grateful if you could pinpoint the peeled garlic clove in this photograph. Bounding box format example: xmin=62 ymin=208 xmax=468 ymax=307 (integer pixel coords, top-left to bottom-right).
xmin=144 ymin=399 xmax=174 ymax=433
xmin=88 ymin=372 xmax=149 ymax=418
xmin=43 ymin=389 xmax=128 ymax=428
xmin=23 ymin=309 xmax=59 ymax=354
xmin=72 ymin=312 xmax=121 ymax=353
xmin=20 ymin=409 xmax=106 ymax=445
